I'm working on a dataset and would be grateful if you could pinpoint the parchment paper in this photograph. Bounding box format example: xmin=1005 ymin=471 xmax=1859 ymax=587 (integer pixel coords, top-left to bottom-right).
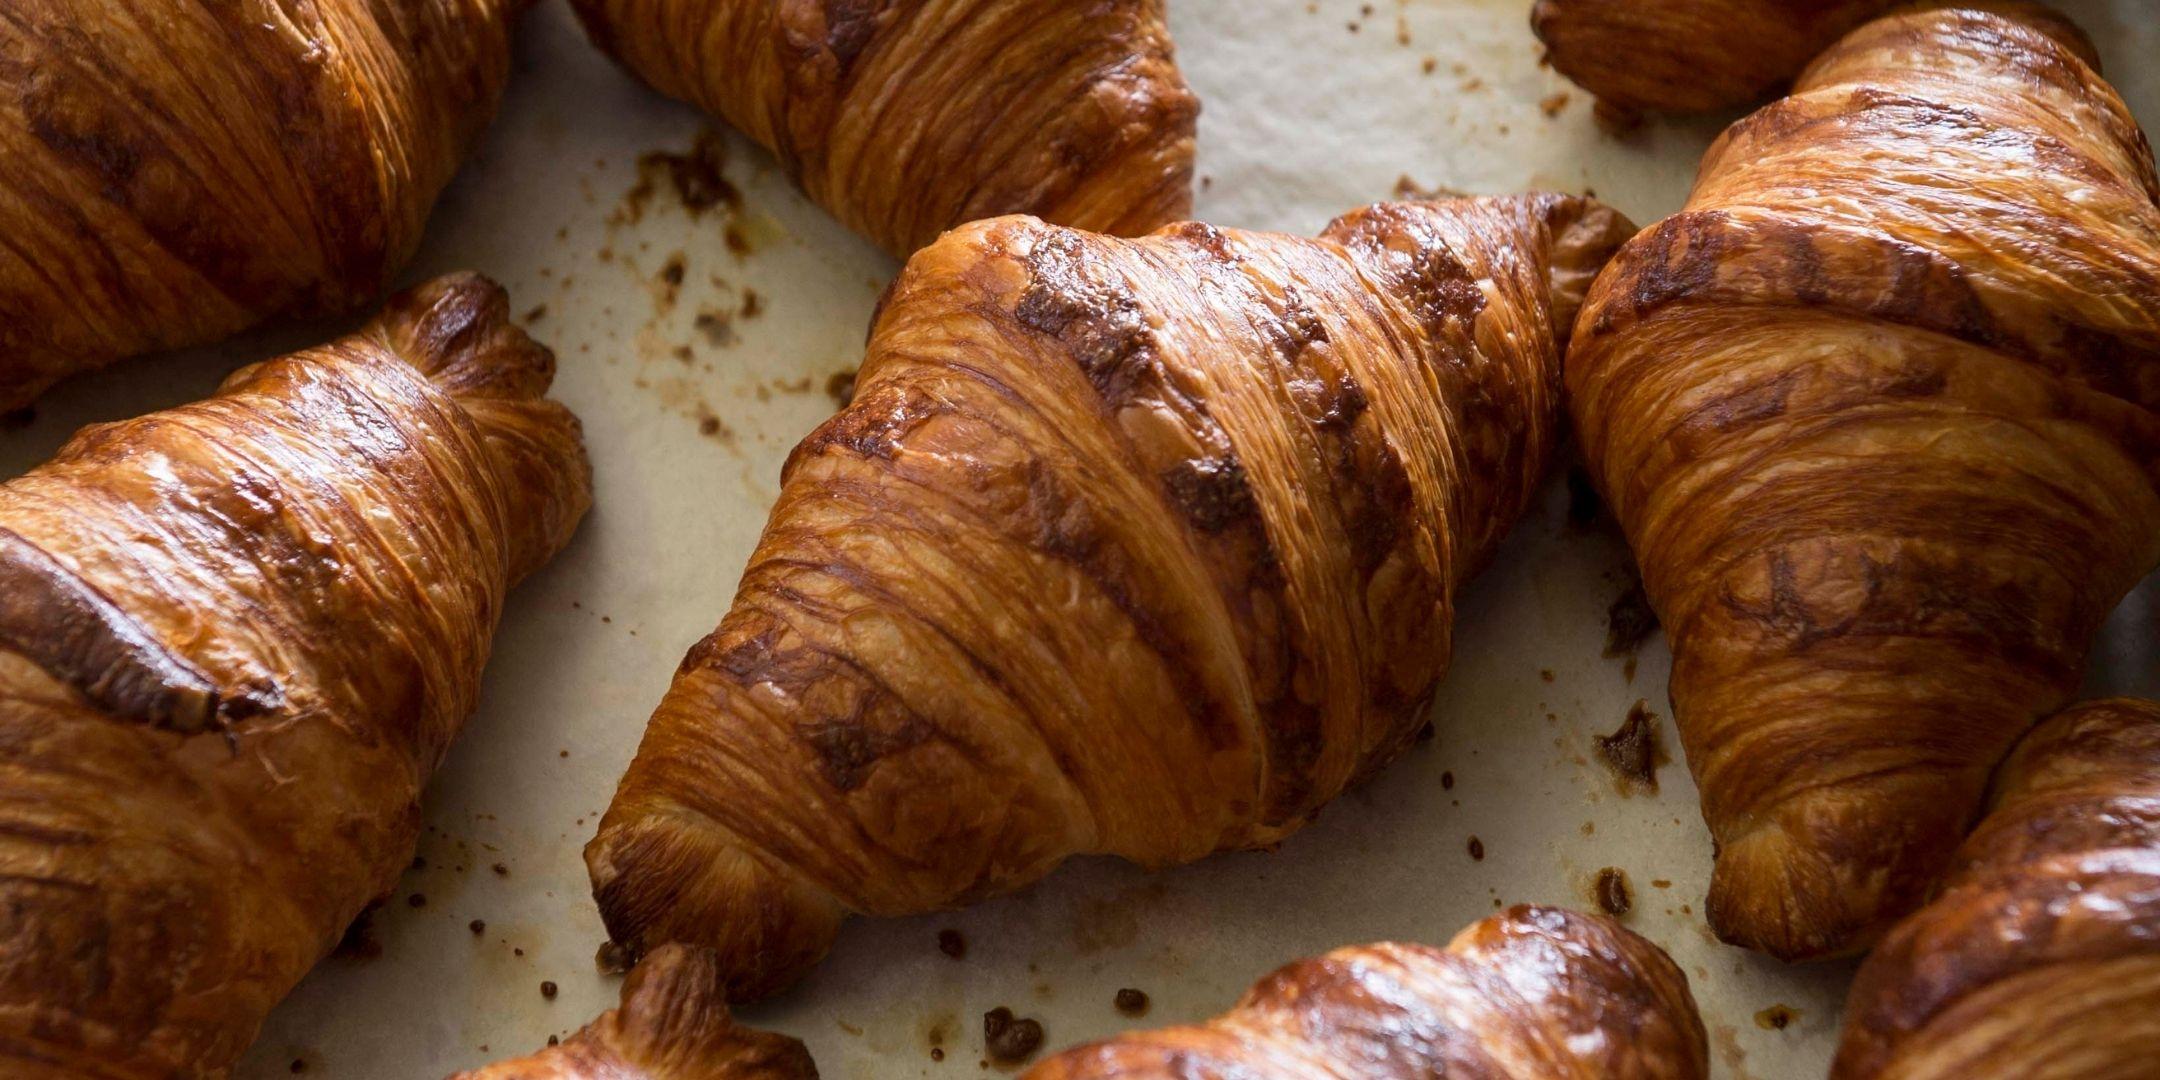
xmin=2 ymin=2 xmax=2153 ymax=1077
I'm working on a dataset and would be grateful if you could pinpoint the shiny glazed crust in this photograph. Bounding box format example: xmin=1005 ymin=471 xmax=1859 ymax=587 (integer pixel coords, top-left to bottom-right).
xmin=0 ymin=0 xmax=526 ymax=410
xmin=1833 ymin=698 xmax=2160 ymax=1079
xmin=587 ymin=195 xmax=1637 ymax=1000
xmin=1566 ymin=3 xmax=2160 ymax=961
xmin=0 ymin=275 xmax=592 ymax=1078
xmin=564 ymin=0 xmax=1199 ymax=258
xmin=1025 ymin=906 xmax=1709 ymax=1079
xmin=448 ymin=946 xmax=818 ymax=1080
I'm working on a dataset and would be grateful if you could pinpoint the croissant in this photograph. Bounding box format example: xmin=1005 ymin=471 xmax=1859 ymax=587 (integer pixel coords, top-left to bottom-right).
xmin=1565 ymin=3 xmax=2160 ymax=960
xmin=584 ymin=194 xmax=1635 ymax=1000
xmin=0 ymin=275 xmax=592 ymax=1078
xmin=1027 ymin=906 xmax=1709 ymax=1079
xmin=1833 ymin=698 xmax=2160 ymax=1078
xmin=564 ymin=0 xmax=1198 ymax=258
xmin=1528 ymin=0 xmax=2097 ymax=116
xmin=1528 ymin=0 xmax=1893 ymax=114
xmin=0 ymin=0 xmax=526 ymax=412
xmin=447 ymin=946 xmax=818 ymax=1080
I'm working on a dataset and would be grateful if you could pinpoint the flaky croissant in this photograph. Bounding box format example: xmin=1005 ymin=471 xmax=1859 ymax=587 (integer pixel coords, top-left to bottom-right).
xmin=586 ymin=194 xmax=1635 ymax=1000
xmin=565 ymin=0 xmax=1198 ymax=258
xmin=0 ymin=0 xmax=527 ymax=412
xmin=447 ymin=946 xmax=818 ymax=1080
xmin=1529 ymin=0 xmax=1895 ymax=114
xmin=1834 ymin=698 xmax=2160 ymax=1079
xmin=0 ymin=275 xmax=591 ymax=1079
xmin=1565 ymin=3 xmax=2160 ymax=960
xmin=1027 ymin=906 xmax=1708 ymax=1079
xmin=1528 ymin=0 xmax=2095 ymax=116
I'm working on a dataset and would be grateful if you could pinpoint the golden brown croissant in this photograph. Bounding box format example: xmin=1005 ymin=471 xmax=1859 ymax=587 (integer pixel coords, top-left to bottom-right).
xmin=1833 ymin=698 xmax=2160 ymax=1079
xmin=447 ymin=946 xmax=818 ymax=1080
xmin=0 ymin=0 xmax=526 ymax=411
xmin=564 ymin=0 xmax=1198 ymax=258
xmin=0 ymin=274 xmax=592 ymax=1079
xmin=586 ymin=194 xmax=1636 ymax=1000
xmin=1026 ymin=906 xmax=1709 ymax=1079
xmin=1565 ymin=3 xmax=2160 ymax=961
xmin=1528 ymin=0 xmax=2096 ymax=115
xmin=1530 ymin=0 xmax=1895 ymax=114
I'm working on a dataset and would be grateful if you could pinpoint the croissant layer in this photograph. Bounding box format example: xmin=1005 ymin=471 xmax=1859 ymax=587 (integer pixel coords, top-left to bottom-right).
xmin=0 ymin=0 xmax=524 ymax=410
xmin=1026 ymin=906 xmax=1708 ymax=1079
xmin=0 ymin=274 xmax=592 ymax=1079
xmin=1834 ymin=698 xmax=2160 ymax=1079
xmin=447 ymin=946 xmax=818 ymax=1079
xmin=565 ymin=0 xmax=1198 ymax=258
xmin=588 ymin=196 xmax=1635 ymax=999
xmin=1565 ymin=4 xmax=2160 ymax=960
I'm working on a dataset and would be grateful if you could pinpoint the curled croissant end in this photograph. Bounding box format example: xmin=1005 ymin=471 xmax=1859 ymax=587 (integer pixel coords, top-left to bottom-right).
xmin=1531 ymin=0 xmax=1896 ymax=114
xmin=0 ymin=274 xmax=591 ymax=1078
xmin=0 ymin=0 xmax=526 ymax=411
xmin=1833 ymin=699 xmax=2160 ymax=1079
xmin=1527 ymin=0 xmax=2100 ymax=115
xmin=1026 ymin=906 xmax=1708 ymax=1079
xmin=448 ymin=945 xmax=818 ymax=1080
xmin=1566 ymin=3 xmax=2160 ymax=960
xmin=566 ymin=0 xmax=1198 ymax=258
xmin=586 ymin=195 xmax=1635 ymax=1000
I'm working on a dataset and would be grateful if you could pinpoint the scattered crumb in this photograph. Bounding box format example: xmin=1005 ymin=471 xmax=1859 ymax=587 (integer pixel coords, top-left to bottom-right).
xmin=406 ymin=893 xmax=426 ymax=908
xmin=1467 ymin=836 xmax=1485 ymax=861
xmin=540 ymin=980 xmax=559 ymax=1000
xmin=469 ymin=919 xmax=487 ymax=936
xmin=1596 ymin=701 xmax=1665 ymax=795
xmin=1594 ymin=867 xmax=1633 ymax=916
xmin=1440 ymin=770 xmax=1455 ymax=790
xmin=938 ymin=928 xmax=967 ymax=960
xmin=983 ymin=1007 xmax=1046 ymax=1065
xmin=1539 ymin=92 xmax=1572 ymax=118
xmin=694 ymin=308 xmax=738 ymax=348
xmin=492 ymin=863 xmax=510 ymax=877
xmin=631 ymin=130 xmax=741 ymax=222
xmin=1114 ymin=988 xmax=1150 ymax=1017
xmin=1539 ymin=669 xmax=1555 ymax=683
xmin=523 ymin=304 xmax=548 ymax=324
xmin=1756 ymin=1004 xmax=1801 ymax=1031
xmin=742 ymin=288 xmax=764 ymax=319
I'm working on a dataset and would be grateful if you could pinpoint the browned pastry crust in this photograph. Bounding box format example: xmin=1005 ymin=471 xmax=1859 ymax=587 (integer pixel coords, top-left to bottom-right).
xmin=586 ymin=194 xmax=1636 ymax=1000
xmin=0 ymin=0 xmax=526 ymax=411
xmin=1565 ymin=3 xmax=2160 ymax=960
xmin=1527 ymin=0 xmax=2095 ymax=115
xmin=1833 ymin=698 xmax=2160 ymax=1079
xmin=564 ymin=0 xmax=1198 ymax=258
xmin=0 ymin=274 xmax=592 ymax=1079
xmin=448 ymin=946 xmax=818 ymax=1080
xmin=1025 ymin=906 xmax=1709 ymax=1079
xmin=1532 ymin=0 xmax=1892 ymax=115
